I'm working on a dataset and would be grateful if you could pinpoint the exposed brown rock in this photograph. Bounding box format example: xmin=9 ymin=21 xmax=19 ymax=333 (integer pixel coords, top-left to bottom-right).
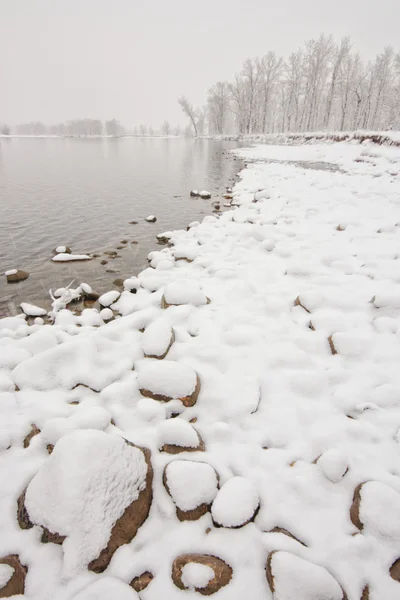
xmin=82 ymin=290 xmax=100 ymax=301
xmin=172 ymin=554 xmax=232 ymax=595
xmin=17 ymin=490 xmax=33 ymax=530
xmin=309 ymin=320 xmax=316 ymax=330
xmin=189 ymin=417 xmax=197 ymax=423
xmin=390 ymin=558 xmax=400 ymax=582
xmin=0 ymin=554 xmax=27 ymax=597
xmin=129 ymin=221 xmax=138 ymax=225
xmin=47 ymin=444 xmax=54 ymax=454
xmin=140 ymin=373 xmax=201 ymax=407
xmin=266 ymin=526 xmax=307 ymax=546
xmin=113 ymin=279 xmax=124 ymax=288
xmin=144 ymin=329 xmax=175 ymax=360
xmin=130 ymin=571 xmax=154 ymax=592
xmin=294 ymin=295 xmax=311 ymax=313
xmin=361 ymin=585 xmax=370 ymax=599
xmin=23 ymin=424 xmax=41 ymax=448
xmin=328 ymin=334 xmax=338 ymax=355
xmin=100 ymin=260 xmax=108 ymax=265
xmin=120 ymin=240 xmax=128 ymax=244
xmin=336 ymin=224 xmax=346 ymax=231
xmin=350 ymin=483 xmax=364 ymax=530
xmin=6 ymin=270 xmax=29 ymax=283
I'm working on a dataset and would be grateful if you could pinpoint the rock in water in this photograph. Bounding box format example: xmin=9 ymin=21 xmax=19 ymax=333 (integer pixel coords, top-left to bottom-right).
xmin=20 ymin=303 xmax=47 ymax=317
xmin=199 ymin=190 xmax=211 ymax=199
xmin=18 ymin=430 xmax=153 ymax=577
xmin=5 ymin=269 xmax=29 ymax=283
xmin=145 ymin=215 xmax=157 ymax=222
xmin=53 ymin=246 xmax=72 ymax=254
xmin=190 ymin=190 xmax=199 ymax=197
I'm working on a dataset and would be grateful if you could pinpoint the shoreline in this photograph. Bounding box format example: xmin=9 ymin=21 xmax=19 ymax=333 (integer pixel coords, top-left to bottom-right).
xmin=1 ymin=138 xmax=400 ymax=598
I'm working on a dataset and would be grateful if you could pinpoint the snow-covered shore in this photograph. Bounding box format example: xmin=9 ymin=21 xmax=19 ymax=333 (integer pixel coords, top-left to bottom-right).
xmin=1 ymin=139 xmax=400 ymax=599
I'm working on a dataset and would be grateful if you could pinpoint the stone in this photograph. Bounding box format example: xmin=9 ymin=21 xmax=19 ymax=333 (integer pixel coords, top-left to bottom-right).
xmin=161 ymin=432 xmax=205 ymax=454
xmin=266 ymin=551 xmax=346 ymax=600
xmin=0 ymin=554 xmax=27 ymax=597
xmin=265 ymin=526 xmax=307 ymax=546
xmin=145 ymin=215 xmax=157 ymax=223
xmin=113 ymin=279 xmax=125 ymax=288
xmin=336 ymin=224 xmax=346 ymax=231
xmin=350 ymin=481 xmax=400 ymax=537
xmin=5 ymin=270 xmax=29 ymax=283
xmin=101 ymin=260 xmax=108 ymax=265
xmin=190 ymin=190 xmax=199 ymax=197
xmin=172 ymin=554 xmax=232 ymax=595
xmin=53 ymin=246 xmax=72 ymax=254
xmin=23 ymin=424 xmax=41 ymax=448
xmin=143 ymin=326 xmax=175 ymax=360
xmin=211 ymin=476 xmax=259 ymax=529
xmin=163 ymin=460 xmax=219 ymax=521
xmin=328 ymin=334 xmax=338 ymax=355
xmin=130 ymin=571 xmax=154 ymax=592
xmin=139 ymin=368 xmax=201 ymax=407
xmin=294 ymin=295 xmax=311 ymax=313
xmin=129 ymin=221 xmax=138 ymax=225
xmin=17 ymin=434 xmax=153 ymax=575
xmin=390 ymin=558 xmax=400 ymax=582
xmin=199 ymin=191 xmax=211 ymax=199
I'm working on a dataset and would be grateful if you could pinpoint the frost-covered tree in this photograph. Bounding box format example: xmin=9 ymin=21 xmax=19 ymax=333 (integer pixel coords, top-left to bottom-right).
xmin=178 ymin=96 xmax=198 ymax=136
xmin=161 ymin=120 xmax=171 ymax=136
xmin=208 ymin=81 xmax=230 ymax=134
xmin=1 ymin=124 xmax=10 ymax=135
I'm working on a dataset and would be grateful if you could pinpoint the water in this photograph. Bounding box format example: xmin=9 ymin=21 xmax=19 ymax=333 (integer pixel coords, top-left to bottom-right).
xmin=0 ymin=137 xmax=243 ymax=317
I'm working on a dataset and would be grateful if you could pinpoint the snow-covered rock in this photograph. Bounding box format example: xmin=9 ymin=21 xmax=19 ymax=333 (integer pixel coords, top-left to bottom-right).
xmin=142 ymin=318 xmax=174 ymax=359
xmin=211 ymin=476 xmax=259 ymax=528
xmin=158 ymin=419 xmax=203 ymax=453
xmin=172 ymin=554 xmax=232 ymax=595
xmin=199 ymin=190 xmax=211 ymax=199
xmin=162 ymin=281 xmax=209 ymax=307
xmin=350 ymin=481 xmax=400 ymax=538
xmin=54 ymin=246 xmax=71 ymax=254
xmin=20 ymin=302 xmax=47 ymax=317
xmin=0 ymin=555 xmax=26 ymax=597
xmin=124 ymin=277 xmax=140 ymax=293
xmin=21 ymin=430 xmax=152 ymax=576
xmin=146 ymin=215 xmax=157 ymax=222
xmin=5 ymin=269 xmax=29 ymax=282
xmin=52 ymin=253 xmax=91 ymax=262
xmin=317 ymin=449 xmax=348 ymax=483
xmin=98 ymin=290 xmax=120 ymax=307
xmin=164 ymin=460 xmax=219 ymax=519
xmin=137 ymin=360 xmax=200 ymax=406
xmin=266 ymin=551 xmax=345 ymax=600
xmin=100 ymin=307 xmax=114 ymax=321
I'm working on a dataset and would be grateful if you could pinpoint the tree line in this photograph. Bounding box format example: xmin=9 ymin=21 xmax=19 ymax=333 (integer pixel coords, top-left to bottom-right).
xmin=179 ymin=35 xmax=400 ymax=135
xmin=0 ymin=119 xmax=125 ymax=136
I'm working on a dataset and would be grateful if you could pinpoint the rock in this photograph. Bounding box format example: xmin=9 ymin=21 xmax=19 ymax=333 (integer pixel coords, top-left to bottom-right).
xmin=223 ymin=194 xmax=233 ymax=200
xmin=52 ymin=254 xmax=91 ymax=262
xmin=145 ymin=215 xmax=157 ymax=223
xmin=101 ymin=260 xmax=108 ymax=265
xmin=143 ymin=320 xmax=175 ymax=359
xmin=211 ymin=476 xmax=259 ymax=528
xmin=159 ymin=419 xmax=205 ymax=454
xmin=113 ymin=278 xmax=125 ymax=288
xmin=199 ymin=190 xmax=211 ymax=199
xmin=172 ymin=554 xmax=232 ymax=595
xmin=0 ymin=554 xmax=27 ymax=597
xmin=83 ymin=290 xmax=100 ymax=301
xmin=266 ymin=551 xmax=346 ymax=600
xmin=390 ymin=558 xmax=400 ymax=582
xmin=162 ymin=281 xmax=210 ymax=308
xmin=124 ymin=277 xmax=140 ymax=293
xmin=317 ymin=449 xmax=348 ymax=482
xmin=54 ymin=246 xmax=72 ymax=254
xmin=294 ymin=295 xmax=311 ymax=313
xmin=20 ymin=302 xmax=47 ymax=317
xmin=361 ymin=585 xmax=370 ymax=599
xmin=17 ymin=431 xmax=153 ymax=576
xmin=190 ymin=190 xmax=199 ymax=197
xmin=138 ymin=361 xmax=201 ymax=407
xmin=350 ymin=481 xmax=400 ymax=537
xmin=130 ymin=571 xmax=154 ymax=592
xmin=99 ymin=290 xmax=121 ymax=307
xmin=5 ymin=269 xmax=29 ymax=283
xmin=23 ymin=424 xmax=41 ymax=448
xmin=336 ymin=224 xmax=346 ymax=231
xmin=163 ymin=460 xmax=219 ymax=521
xmin=100 ymin=308 xmax=114 ymax=322
xmin=129 ymin=221 xmax=138 ymax=225
xmin=328 ymin=334 xmax=338 ymax=355
xmin=157 ymin=232 xmax=172 ymax=244
xmin=265 ymin=526 xmax=307 ymax=546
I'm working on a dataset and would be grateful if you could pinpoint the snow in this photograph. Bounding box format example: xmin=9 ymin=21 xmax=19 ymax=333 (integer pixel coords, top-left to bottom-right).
xmin=269 ymin=552 xmax=343 ymax=600
xmin=80 ymin=282 xmax=92 ymax=294
xmin=70 ymin=577 xmax=140 ymax=599
xmin=0 ymin=564 xmax=14 ymax=588
xmin=142 ymin=318 xmax=172 ymax=357
xmin=199 ymin=190 xmax=211 ymax=198
xmin=98 ymin=290 xmax=120 ymax=307
xmin=158 ymin=419 xmax=199 ymax=449
xmin=52 ymin=253 xmax=91 ymax=262
xmin=211 ymin=477 xmax=259 ymax=527
xmin=163 ymin=281 xmax=208 ymax=306
xmin=5 ymin=269 xmax=17 ymax=276
xmin=2 ymin=137 xmax=400 ymax=599
xmin=181 ymin=563 xmax=214 ymax=589
xmin=137 ymin=360 xmax=197 ymax=399
xmin=100 ymin=308 xmax=113 ymax=321
xmin=25 ymin=430 xmax=147 ymax=577
xmin=165 ymin=460 xmax=219 ymax=511
xmin=20 ymin=302 xmax=47 ymax=317
xmin=55 ymin=246 xmax=68 ymax=253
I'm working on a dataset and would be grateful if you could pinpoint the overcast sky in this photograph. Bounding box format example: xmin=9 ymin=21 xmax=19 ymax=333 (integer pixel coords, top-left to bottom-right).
xmin=1 ymin=0 xmax=398 ymax=128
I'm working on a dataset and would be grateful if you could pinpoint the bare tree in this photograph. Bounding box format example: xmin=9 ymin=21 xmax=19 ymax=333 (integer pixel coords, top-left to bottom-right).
xmin=139 ymin=124 xmax=147 ymax=136
xmin=161 ymin=120 xmax=171 ymax=136
xmin=178 ymin=96 xmax=198 ymax=136
xmin=1 ymin=124 xmax=10 ymax=135
xmin=208 ymin=81 xmax=230 ymax=134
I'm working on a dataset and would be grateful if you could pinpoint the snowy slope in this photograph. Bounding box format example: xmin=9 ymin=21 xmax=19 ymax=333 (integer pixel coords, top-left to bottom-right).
xmin=1 ymin=139 xmax=400 ymax=599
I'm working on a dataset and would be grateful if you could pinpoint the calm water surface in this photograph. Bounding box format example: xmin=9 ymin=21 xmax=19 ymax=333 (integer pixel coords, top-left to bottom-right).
xmin=0 ymin=138 xmax=243 ymax=316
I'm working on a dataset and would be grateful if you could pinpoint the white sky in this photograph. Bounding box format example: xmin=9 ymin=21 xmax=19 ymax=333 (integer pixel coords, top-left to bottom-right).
xmin=0 ymin=0 xmax=398 ymax=128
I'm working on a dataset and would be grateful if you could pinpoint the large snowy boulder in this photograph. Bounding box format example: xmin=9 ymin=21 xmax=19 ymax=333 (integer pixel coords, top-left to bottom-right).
xmin=172 ymin=554 xmax=232 ymax=595
xmin=211 ymin=476 xmax=259 ymax=528
xmin=161 ymin=281 xmax=209 ymax=308
xmin=0 ymin=554 xmax=27 ymax=597
xmin=163 ymin=460 xmax=219 ymax=520
xmin=158 ymin=419 xmax=204 ymax=453
xmin=142 ymin=318 xmax=175 ymax=359
xmin=17 ymin=430 xmax=153 ymax=576
xmin=350 ymin=481 xmax=400 ymax=538
xmin=137 ymin=360 xmax=200 ymax=406
xmin=20 ymin=302 xmax=47 ymax=317
xmin=266 ymin=551 xmax=346 ymax=600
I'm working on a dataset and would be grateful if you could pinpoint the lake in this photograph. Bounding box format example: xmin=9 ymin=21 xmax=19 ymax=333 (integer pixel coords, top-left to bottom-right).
xmin=0 ymin=137 xmax=243 ymax=317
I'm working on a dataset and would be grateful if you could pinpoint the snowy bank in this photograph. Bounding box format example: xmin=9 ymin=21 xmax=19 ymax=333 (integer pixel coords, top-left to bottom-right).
xmin=1 ymin=138 xmax=400 ymax=599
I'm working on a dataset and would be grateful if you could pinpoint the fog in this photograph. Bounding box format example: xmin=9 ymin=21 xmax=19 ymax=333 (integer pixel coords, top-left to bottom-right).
xmin=1 ymin=0 xmax=398 ymax=128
